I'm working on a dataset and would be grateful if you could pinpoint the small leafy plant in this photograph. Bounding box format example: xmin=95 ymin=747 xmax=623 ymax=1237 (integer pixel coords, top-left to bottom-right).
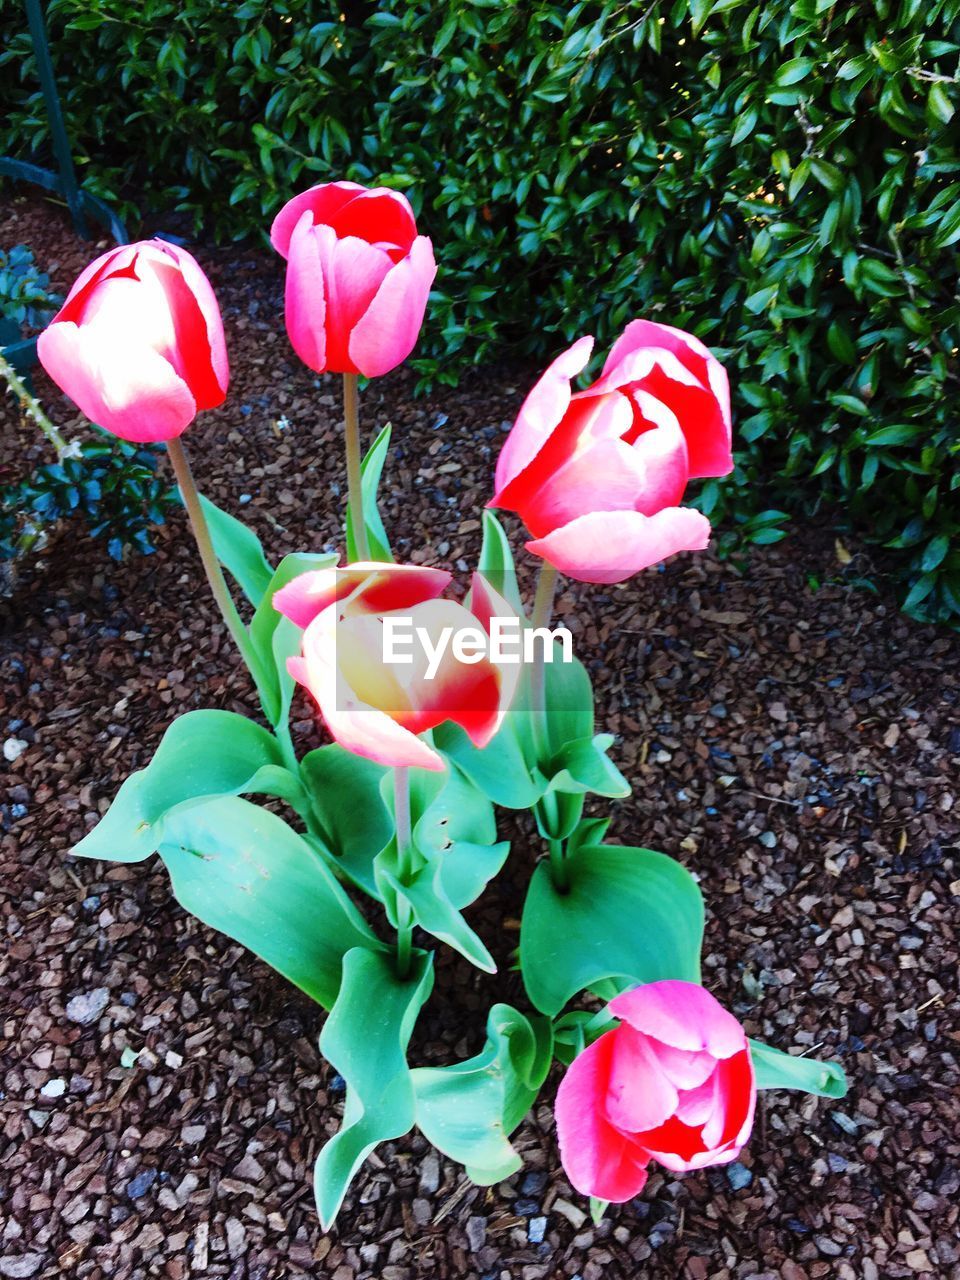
xmin=0 ymin=243 xmax=60 ymax=336
xmin=42 ymin=185 xmax=847 ymax=1228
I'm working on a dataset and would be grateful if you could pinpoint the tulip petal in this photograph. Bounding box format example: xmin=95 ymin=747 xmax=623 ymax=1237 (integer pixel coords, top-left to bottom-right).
xmin=556 ymin=1034 xmax=651 ymax=1202
xmin=56 ymin=244 xmax=137 ymax=322
xmin=517 ymin=437 xmax=648 ymax=538
xmin=602 ymin=320 xmax=733 ymax=478
xmin=269 ymin=181 xmax=367 ymax=258
xmin=274 ymin=563 xmax=451 ymax=630
xmin=384 ymin=599 xmax=504 ymax=747
xmin=38 ymin=319 xmax=196 ymax=443
xmin=136 ymin=248 xmax=226 ymax=410
xmin=526 ymin=508 xmax=710 ymax=585
xmin=348 ymin=236 xmax=437 ymax=378
xmin=605 ymin=1027 xmax=680 ymax=1133
xmin=493 ymin=336 xmax=594 ymax=494
xmin=284 ymin=213 xmax=329 ymax=374
xmin=609 ymin=982 xmax=747 ymax=1060
xmin=324 ymin=234 xmax=397 ymax=372
xmin=330 ymin=187 xmax=418 ymax=251
xmin=293 ymin=616 xmax=445 ymax=772
xmin=155 ymin=241 xmax=230 ymax=401
xmin=491 ymin=390 xmax=632 ymax=525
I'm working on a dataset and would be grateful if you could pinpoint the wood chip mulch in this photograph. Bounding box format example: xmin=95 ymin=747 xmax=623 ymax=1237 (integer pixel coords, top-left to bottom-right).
xmin=1 ymin=192 xmax=958 ymax=1280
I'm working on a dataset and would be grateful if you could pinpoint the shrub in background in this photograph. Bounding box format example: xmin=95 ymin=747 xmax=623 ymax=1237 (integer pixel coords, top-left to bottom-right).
xmin=1 ymin=0 xmax=958 ymax=620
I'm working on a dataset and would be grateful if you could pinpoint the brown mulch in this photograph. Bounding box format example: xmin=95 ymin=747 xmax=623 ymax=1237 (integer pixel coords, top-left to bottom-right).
xmin=1 ymin=190 xmax=958 ymax=1280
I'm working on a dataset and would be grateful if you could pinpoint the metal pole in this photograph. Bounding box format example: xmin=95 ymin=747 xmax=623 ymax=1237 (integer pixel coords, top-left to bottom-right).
xmin=23 ymin=0 xmax=90 ymax=238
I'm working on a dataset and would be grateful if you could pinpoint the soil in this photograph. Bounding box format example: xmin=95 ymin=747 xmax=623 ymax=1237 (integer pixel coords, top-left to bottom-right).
xmin=1 ymin=190 xmax=958 ymax=1280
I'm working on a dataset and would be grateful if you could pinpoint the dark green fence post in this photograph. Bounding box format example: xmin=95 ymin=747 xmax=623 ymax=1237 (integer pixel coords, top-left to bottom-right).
xmin=22 ymin=0 xmax=89 ymax=238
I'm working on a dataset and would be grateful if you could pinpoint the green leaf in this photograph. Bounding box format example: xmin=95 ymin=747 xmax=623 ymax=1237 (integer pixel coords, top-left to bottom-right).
xmin=477 ymin=510 xmax=525 ymax=615
xmin=72 ymin=711 xmax=304 ymax=864
xmin=248 ymin=551 xmax=338 ymax=726
xmin=773 ymin=57 xmax=816 ymax=86
xmin=157 ymin=797 xmax=383 ymax=1009
xmin=314 ymin=948 xmax=433 ymax=1227
xmin=921 ymin=533 xmax=950 ymax=572
xmin=864 ymin=423 xmax=919 ymax=447
xmin=590 ymin=1197 xmax=609 ymax=1225
xmin=374 ymin=766 xmax=509 ymax=971
xmin=927 ymin=83 xmax=955 ymax=125
xmin=520 ymin=843 xmax=704 ymax=1015
xmin=345 ymin=422 xmax=394 ymax=562
xmin=199 ymin=494 xmax=274 ymax=607
xmin=547 ymin=734 xmax=631 ymax=799
xmin=412 ymin=1004 xmax=553 ymax=1183
xmin=301 ymin=744 xmax=394 ymax=898
xmin=749 ymin=1040 xmax=848 ymax=1098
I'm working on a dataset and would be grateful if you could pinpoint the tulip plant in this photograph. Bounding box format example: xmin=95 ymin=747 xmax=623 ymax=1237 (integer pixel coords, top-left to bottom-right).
xmin=41 ymin=182 xmax=847 ymax=1229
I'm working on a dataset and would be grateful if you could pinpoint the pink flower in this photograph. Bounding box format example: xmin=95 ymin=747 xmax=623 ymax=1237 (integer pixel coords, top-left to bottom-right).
xmin=274 ymin=563 xmax=518 ymax=772
xmin=270 ymin=181 xmax=437 ymax=378
xmin=555 ymin=981 xmax=756 ymax=1202
xmin=489 ymin=321 xmax=733 ymax=584
xmin=37 ymin=240 xmax=228 ymax=443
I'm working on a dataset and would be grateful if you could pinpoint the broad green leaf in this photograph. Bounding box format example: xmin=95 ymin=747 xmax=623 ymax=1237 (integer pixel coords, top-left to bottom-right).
xmin=773 ymin=57 xmax=816 ymax=86
xmin=72 ymin=711 xmax=304 ymax=864
xmin=750 ymin=1040 xmax=848 ymax=1098
xmin=477 ymin=509 xmax=525 ymax=615
xmin=434 ymin=718 xmax=541 ymax=808
xmin=547 ymin=734 xmax=630 ymax=799
xmin=345 ymin=422 xmax=394 ymax=562
xmin=374 ymin=765 xmax=509 ymax=970
xmin=248 ymin=551 xmax=338 ymax=726
xmin=157 ymin=797 xmax=383 ymax=1009
xmin=199 ymin=494 xmax=274 ymax=607
xmin=412 ymin=1004 xmax=553 ymax=1183
xmin=520 ymin=843 xmax=704 ymax=1015
xmin=301 ymin=744 xmax=394 ymax=897
xmin=314 ymin=948 xmax=433 ymax=1226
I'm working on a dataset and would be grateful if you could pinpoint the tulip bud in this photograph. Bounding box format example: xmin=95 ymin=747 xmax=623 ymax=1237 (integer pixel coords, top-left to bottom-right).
xmin=271 ymin=181 xmax=437 ymax=379
xmin=38 ymin=240 xmax=228 ymax=443
xmin=555 ymin=981 xmax=756 ymax=1202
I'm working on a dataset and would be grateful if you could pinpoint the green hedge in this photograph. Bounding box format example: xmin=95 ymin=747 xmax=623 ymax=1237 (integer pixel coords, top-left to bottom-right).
xmin=2 ymin=0 xmax=959 ymax=621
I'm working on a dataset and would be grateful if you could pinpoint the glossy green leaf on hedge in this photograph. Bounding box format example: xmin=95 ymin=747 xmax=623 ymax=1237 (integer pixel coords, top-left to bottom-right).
xmin=157 ymin=797 xmax=383 ymax=1010
xmin=412 ymin=1004 xmax=553 ymax=1184
xmin=520 ymin=843 xmax=704 ymax=1016
xmin=750 ymin=1040 xmax=848 ymax=1099
xmin=314 ymin=948 xmax=433 ymax=1227
xmin=199 ymin=493 xmax=274 ymax=607
xmin=345 ymin=422 xmax=394 ymax=563
xmin=71 ymin=710 xmax=304 ymax=864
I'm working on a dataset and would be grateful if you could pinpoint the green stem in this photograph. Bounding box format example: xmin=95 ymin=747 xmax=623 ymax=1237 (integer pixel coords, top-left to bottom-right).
xmin=343 ymin=371 xmax=370 ymax=562
xmin=394 ymin=765 xmax=414 ymax=979
xmin=529 ymin=560 xmax=560 ymax=764
xmin=548 ymin=836 xmax=570 ymax=893
xmin=1 ymin=350 xmax=71 ymax=455
xmin=166 ymin=437 xmax=265 ymax=687
xmin=530 ymin=561 xmax=570 ymax=890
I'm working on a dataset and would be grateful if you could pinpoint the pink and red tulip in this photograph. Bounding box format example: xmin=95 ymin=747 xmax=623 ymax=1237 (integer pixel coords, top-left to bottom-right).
xmin=555 ymin=981 xmax=756 ymax=1202
xmin=270 ymin=181 xmax=437 ymax=379
xmin=37 ymin=240 xmax=228 ymax=444
xmin=274 ymin=563 xmax=518 ymax=772
xmin=489 ymin=322 xmax=733 ymax=584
